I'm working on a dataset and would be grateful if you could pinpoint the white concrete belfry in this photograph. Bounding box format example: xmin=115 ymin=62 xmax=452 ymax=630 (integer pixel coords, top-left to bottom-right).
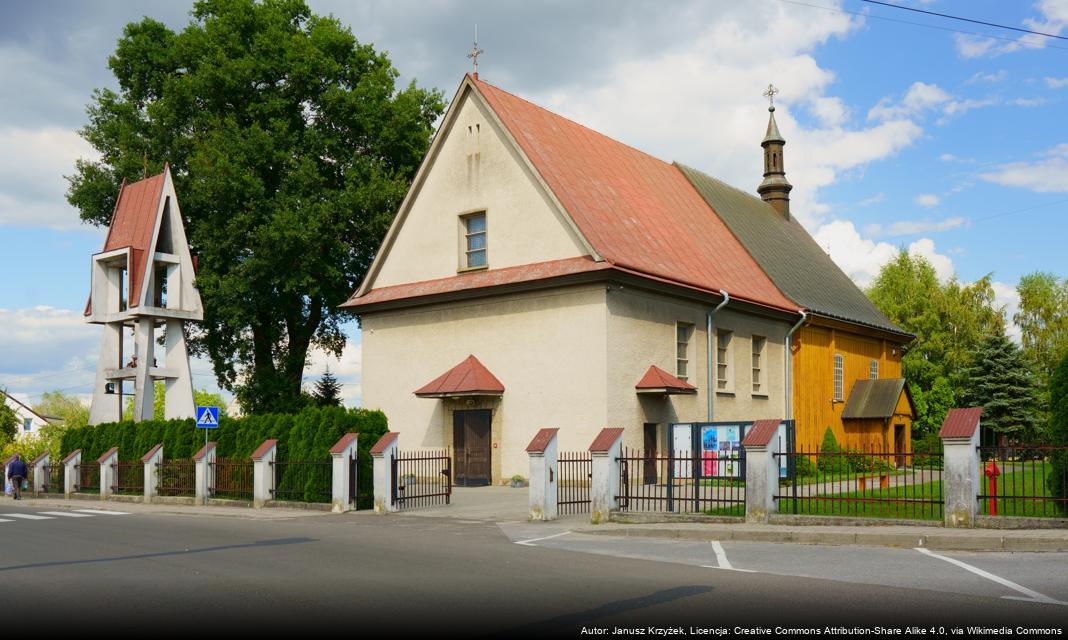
xmin=86 ymin=165 xmax=203 ymax=424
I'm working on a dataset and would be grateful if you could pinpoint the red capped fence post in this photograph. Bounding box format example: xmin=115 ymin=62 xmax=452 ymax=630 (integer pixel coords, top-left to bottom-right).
xmin=741 ymin=419 xmax=785 ymax=524
xmin=589 ymin=428 xmax=624 ymax=525
xmin=142 ymin=444 xmax=164 ymax=503
xmin=98 ymin=447 xmax=119 ymax=500
xmin=938 ymin=407 xmax=984 ymax=528
xmin=329 ymin=433 xmax=360 ymax=513
xmin=527 ymin=428 xmax=559 ymax=521
xmin=251 ymin=439 xmax=278 ymax=509
xmin=370 ymin=432 xmax=400 ymax=514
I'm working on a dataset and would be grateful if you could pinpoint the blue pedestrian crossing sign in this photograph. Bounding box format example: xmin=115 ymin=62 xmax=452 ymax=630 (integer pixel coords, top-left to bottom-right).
xmin=195 ymin=406 xmax=220 ymax=429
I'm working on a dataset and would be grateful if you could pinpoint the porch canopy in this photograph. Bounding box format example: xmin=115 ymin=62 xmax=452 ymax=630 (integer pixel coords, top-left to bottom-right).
xmin=635 ymin=365 xmax=696 ymax=396
xmin=413 ymin=355 xmax=505 ymax=399
xmin=842 ymin=378 xmax=915 ymax=420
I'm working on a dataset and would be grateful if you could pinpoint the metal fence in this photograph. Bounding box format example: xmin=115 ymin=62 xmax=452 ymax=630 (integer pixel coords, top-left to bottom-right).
xmin=157 ymin=459 xmax=196 ymax=497
xmin=41 ymin=464 xmax=63 ymax=493
xmin=617 ymin=448 xmax=746 ymax=515
xmin=391 ymin=449 xmax=451 ymax=510
xmin=271 ymin=460 xmax=332 ymax=503
xmin=978 ymin=445 xmax=1068 ymax=518
xmin=75 ymin=463 xmax=100 ymax=494
xmin=774 ymin=446 xmax=944 ymax=520
xmin=558 ymin=451 xmax=592 ymax=515
xmin=210 ymin=459 xmax=253 ymax=501
xmin=111 ymin=461 xmax=144 ymax=495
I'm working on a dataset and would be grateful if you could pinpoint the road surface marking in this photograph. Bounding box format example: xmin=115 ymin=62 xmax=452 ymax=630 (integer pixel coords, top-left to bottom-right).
xmin=915 ymin=548 xmax=1067 ymax=606
xmin=0 ymin=518 xmax=12 ymax=523
xmin=515 ymin=531 xmax=572 ymax=546
xmin=38 ymin=511 xmax=94 ymax=518
xmin=1 ymin=513 xmax=54 ymax=520
xmin=72 ymin=509 xmax=131 ymax=516
xmin=711 ymin=540 xmax=733 ymax=570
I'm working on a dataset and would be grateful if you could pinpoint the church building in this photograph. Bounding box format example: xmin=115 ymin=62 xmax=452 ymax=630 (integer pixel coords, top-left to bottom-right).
xmin=342 ymin=74 xmax=914 ymax=485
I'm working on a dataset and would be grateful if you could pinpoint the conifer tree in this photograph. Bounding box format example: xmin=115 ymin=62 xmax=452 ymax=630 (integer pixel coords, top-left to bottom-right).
xmin=313 ymin=369 xmax=342 ymax=408
xmin=1047 ymin=351 xmax=1068 ymax=513
xmin=961 ymin=334 xmax=1043 ymax=444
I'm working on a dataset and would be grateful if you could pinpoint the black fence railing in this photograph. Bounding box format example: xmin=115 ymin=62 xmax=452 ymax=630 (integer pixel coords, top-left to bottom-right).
xmin=977 ymin=445 xmax=1068 ymax=518
xmin=210 ymin=459 xmax=253 ymax=501
xmin=617 ymin=448 xmax=746 ymax=516
xmin=271 ymin=460 xmax=332 ymax=503
xmin=75 ymin=463 xmax=100 ymax=494
xmin=774 ymin=446 xmax=943 ymax=520
xmin=42 ymin=464 xmax=63 ymax=493
xmin=157 ymin=459 xmax=196 ymax=497
xmin=391 ymin=449 xmax=451 ymax=510
xmin=111 ymin=461 xmax=144 ymax=495
xmin=558 ymin=451 xmax=592 ymax=515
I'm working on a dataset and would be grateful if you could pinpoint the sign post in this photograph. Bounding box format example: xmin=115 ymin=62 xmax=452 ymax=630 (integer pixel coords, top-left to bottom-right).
xmin=196 ymin=406 xmax=219 ymax=502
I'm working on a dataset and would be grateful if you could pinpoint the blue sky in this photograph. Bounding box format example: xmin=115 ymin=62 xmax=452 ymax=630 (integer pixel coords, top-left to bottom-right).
xmin=1 ymin=0 xmax=1065 ymax=409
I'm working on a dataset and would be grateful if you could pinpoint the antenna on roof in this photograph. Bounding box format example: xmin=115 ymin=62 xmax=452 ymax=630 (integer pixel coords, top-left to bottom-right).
xmin=467 ymin=24 xmax=483 ymax=79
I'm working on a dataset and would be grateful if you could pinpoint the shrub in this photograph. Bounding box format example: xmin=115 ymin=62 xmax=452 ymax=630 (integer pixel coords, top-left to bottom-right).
xmin=1049 ymin=351 xmax=1068 ymax=515
xmin=818 ymin=427 xmax=850 ymax=474
xmin=913 ymin=431 xmax=944 ymax=469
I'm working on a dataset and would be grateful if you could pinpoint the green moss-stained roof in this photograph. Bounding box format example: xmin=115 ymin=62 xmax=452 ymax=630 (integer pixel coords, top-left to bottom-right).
xmin=676 ymin=164 xmax=909 ymax=337
xmin=842 ymin=378 xmax=915 ymax=419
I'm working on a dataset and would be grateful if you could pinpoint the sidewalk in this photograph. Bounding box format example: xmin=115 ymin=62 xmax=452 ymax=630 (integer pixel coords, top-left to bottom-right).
xmin=9 ymin=496 xmax=335 ymax=521
xmin=574 ymin=521 xmax=1068 ymax=552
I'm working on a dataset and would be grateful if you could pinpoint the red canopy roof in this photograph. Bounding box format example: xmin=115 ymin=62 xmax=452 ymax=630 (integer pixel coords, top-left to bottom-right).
xmin=635 ymin=365 xmax=697 ymax=395
xmin=939 ymin=407 xmax=983 ymax=439
xmin=414 ymin=355 xmax=505 ymax=398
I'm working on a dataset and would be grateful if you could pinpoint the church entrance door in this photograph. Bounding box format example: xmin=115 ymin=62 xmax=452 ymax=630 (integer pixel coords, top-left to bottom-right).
xmin=454 ymin=409 xmax=492 ymax=486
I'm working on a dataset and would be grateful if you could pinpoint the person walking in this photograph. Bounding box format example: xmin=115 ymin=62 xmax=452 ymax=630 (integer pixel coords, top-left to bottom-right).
xmin=7 ymin=454 xmax=29 ymax=501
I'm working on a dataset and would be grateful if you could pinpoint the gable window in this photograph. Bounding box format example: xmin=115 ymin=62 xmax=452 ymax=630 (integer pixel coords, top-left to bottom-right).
xmin=717 ymin=330 xmax=733 ymax=392
xmin=461 ymin=212 xmax=487 ymax=269
xmin=833 ymin=353 xmax=844 ymax=401
xmin=870 ymin=359 xmax=879 ymax=380
xmin=676 ymin=322 xmax=694 ymax=381
xmin=752 ymin=336 xmax=766 ymax=395
xmin=23 ymin=418 xmax=32 ymax=432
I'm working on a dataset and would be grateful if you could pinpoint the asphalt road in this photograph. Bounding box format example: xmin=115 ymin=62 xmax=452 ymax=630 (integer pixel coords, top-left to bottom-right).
xmin=2 ymin=502 xmax=1065 ymax=637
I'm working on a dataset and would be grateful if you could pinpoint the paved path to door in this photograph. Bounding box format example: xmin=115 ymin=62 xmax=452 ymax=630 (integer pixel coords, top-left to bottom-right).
xmin=398 ymin=486 xmax=536 ymax=522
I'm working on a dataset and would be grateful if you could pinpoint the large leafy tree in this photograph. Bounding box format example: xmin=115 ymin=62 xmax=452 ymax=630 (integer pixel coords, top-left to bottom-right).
xmin=961 ymin=334 xmax=1044 ymax=444
xmin=1015 ymin=272 xmax=1068 ymax=385
xmin=0 ymin=397 xmax=17 ymax=445
xmin=67 ymin=0 xmax=444 ymax=413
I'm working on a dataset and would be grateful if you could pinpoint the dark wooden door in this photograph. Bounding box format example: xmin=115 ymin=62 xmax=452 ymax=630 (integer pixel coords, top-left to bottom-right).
xmin=454 ymin=410 xmax=492 ymax=486
xmin=894 ymin=424 xmax=906 ymax=468
xmin=643 ymin=423 xmax=658 ymax=484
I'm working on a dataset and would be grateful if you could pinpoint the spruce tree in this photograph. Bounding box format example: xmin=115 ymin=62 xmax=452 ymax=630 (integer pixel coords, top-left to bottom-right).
xmin=313 ymin=369 xmax=342 ymax=408
xmin=961 ymin=334 xmax=1043 ymax=444
xmin=1047 ymin=351 xmax=1068 ymax=514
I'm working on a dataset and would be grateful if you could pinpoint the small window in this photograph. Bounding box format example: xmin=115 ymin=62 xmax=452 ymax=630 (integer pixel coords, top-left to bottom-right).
xmin=23 ymin=418 xmax=32 ymax=432
xmin=869 ymin=359 xmax=879 ymax=380
xmin=833 ymin=353 xmax=844 ymax=401
xmin=752 ymin=336 xmax=766 ymax=394
xmin=717 ymin=330 xmax=733 ymax=391
xmin=676 ymin=323 xmax=694 ymax=381
xmin=462 ymin=213 xmax=487 ymax=269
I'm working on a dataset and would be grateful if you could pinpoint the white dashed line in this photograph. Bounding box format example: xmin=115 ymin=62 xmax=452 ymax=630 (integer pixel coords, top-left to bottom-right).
xmin=72 ymin=509 xmax=131 ymax=516
xmin=515 ymin=531 xmax=572 ymax=546
xmin=915 ymin=547 xmax=1067 ymax=606
xmin=38 ymin=511 xmax=94 ymax=518
xmin=1 ymin=513 xmax=54 ymax=520
xmin=711 ymin=540 xmax=732 ymax=569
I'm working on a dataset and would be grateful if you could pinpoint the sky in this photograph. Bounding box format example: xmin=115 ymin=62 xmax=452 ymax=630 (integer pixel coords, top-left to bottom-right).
xmin=1 ymin=0 xmax=1066 ymax=410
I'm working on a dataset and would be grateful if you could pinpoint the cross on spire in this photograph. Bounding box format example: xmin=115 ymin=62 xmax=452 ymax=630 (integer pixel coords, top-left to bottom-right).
xmin=467 ymin=25 xmax=483 ymax=75
xmin=762 ymin=83 xmax=779 ymax=110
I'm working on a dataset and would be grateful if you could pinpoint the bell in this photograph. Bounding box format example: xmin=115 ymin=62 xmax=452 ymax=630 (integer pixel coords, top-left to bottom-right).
xmin=104 ymin=382 xmax=116 ymax=395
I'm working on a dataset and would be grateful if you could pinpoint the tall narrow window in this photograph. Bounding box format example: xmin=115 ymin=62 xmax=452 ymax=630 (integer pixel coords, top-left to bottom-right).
xmin=462 ymin=212 xmax=487 ymax=269
xmin=717 ymin=330 xmax=733 ymax=391
xmin=752 ymin=336 xmax=766 ymax=394
xmin=869 ymin=359 xmax=879 ymax=379
xmin=676 ymin=323 xmax=693 ymax=381
xmin=833 ymin=353 xmax=844 ymax=401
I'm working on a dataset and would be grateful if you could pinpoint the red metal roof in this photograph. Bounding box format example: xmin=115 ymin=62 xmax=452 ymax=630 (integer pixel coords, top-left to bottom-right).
xmin=526 ymin=428 xmax=560 ymax=453
xmin=193 ymin=441 xmax=216 ymax=461
xmin=140 ymin=443 xmax=163 ymax=463
xmin=741 ymin=419 xmax=782 ymax=447
xmin=97 ymin=446 xmax=119 ymax=464
xmin=369 ymin=432 xmax=399 ymax=455
xmin=472 ymin=76 xmax=796 ymax=312
xmin=635 ymin=365 xmax=697 ymax=395
xmin=62 ymin=449 xmax=82 ymax=465
xmin=329 ymin=432 xmax=360 ymax=455
xmin=414 ymin=355 xmax=505 ymax=398
xmin=939 ymin=407 xmax=983 ymax=439
xmin=588 ymin=427 xmax=625 ymax=453
xmin=250 ymin=439 xmax=278 ymax=460
xmin=85 ymin=170 xmax=166 ymax=315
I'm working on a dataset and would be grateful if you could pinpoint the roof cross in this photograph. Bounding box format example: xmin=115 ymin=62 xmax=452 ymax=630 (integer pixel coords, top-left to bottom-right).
xmin=467 ymin=25 xmax=484 ymax=75
xmin=762 ymin=84 xmax=779 ymax=109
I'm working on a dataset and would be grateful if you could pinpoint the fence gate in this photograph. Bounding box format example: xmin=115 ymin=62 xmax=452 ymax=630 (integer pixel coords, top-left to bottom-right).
xmin=349 ymin=452 xmax=358 ymax=508
xmin=558 ymin=451 xmax=592 ymax=514
xmin=391 ymin=449 xmax=451 ymax=510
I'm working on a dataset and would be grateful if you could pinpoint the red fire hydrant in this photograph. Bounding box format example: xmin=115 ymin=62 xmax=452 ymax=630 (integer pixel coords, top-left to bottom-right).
xmin=985 ymin=461 xmax=1001 ymax=516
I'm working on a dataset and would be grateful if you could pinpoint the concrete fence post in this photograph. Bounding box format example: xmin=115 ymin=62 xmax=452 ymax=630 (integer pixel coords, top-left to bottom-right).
xmin=63 ymin=449 xmax=81 ymax=497
xmin=142 ymin=444 xmax=163 ymax=503
xmin=31 ymin=452 xmax=49 ymax=493
xmin=193 ymin=441 xmax=216 ymax=506
xmin=526 ymin=428 xmax=559 ymax=521
xmin=329 ymin=433 xmax=360 ymax=513
xmin=251 ymin=439 xmax=278 ymax=508
xmin=742 ymin=419 xmax=784 ymax=524
xmin=939 ymin=408 xmax=983 ymax=528
xmin=98 ymin=447 xmax=119 ymax=500
xmin=370 ymin=432 xmax=399 ymax=514
xmin=589 ymin=428 xmax=624 ymax=525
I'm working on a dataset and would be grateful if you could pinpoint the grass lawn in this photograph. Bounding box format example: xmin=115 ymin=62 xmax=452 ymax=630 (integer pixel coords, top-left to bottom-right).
xmin=978 ymin=464 xmax=1066 ymax=518
xmin=777 ymin=479 xmax=945 ymax=521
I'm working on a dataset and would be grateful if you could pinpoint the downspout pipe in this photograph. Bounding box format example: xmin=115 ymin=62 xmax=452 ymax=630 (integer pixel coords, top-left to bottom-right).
xmin=706 ymin=290 xmax=730 ymax=421
xmin=784 ymin=310 xmax=808 ymax=422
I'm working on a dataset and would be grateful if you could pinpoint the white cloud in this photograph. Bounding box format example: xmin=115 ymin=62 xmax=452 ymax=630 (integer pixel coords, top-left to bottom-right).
xmin=980 ymin=144 xmax=1068 ymax=193
xmin=954 ymin=0 xmax=1068 ymax=58
xmin=915 ymin=193 xmax=940 ymax=208
xmin=967 ymin=70 xmax=1008 ymax=84
xmin=858 ymin=193 xmax=885 ymax=207
xmin=306 ymin=339 xmax=362 ymax=406
xmin=991 ymin=281 xmax=1023 ymax=342
xmin=0 ymin=126 xmax=99 ymax=230
xmin=867 ymin=216 xmax=966 ymax=237
xmin=1047 ymin=77 xmax=1068 ymax=88
xmin=907 ymin=238 xmax=955 ymax=282
xmin=868 ymin=82 xmax=952 ymax=121
xmin=812 ymin=219 xmax=899 ymax=287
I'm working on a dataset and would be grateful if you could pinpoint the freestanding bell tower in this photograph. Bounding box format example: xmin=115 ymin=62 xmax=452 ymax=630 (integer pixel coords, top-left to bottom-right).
xmin=85 ymin=164 xmax=203 ymax=424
